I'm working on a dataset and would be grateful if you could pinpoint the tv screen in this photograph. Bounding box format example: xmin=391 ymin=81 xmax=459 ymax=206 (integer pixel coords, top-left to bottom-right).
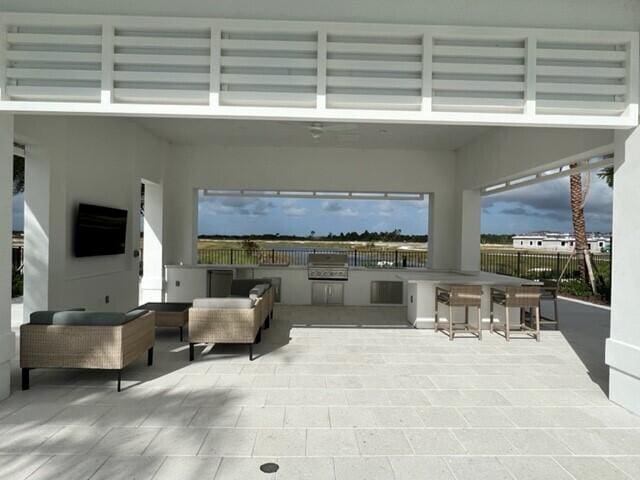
xmin=74 ymin=203 xmax=128 ymax=257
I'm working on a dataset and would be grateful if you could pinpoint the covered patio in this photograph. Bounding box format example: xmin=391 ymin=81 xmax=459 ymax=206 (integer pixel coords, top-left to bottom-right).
xmin=0 ymin=1 xmax=639 ymax=479
xmin=2 ymin=300 xmax=639 ymax=480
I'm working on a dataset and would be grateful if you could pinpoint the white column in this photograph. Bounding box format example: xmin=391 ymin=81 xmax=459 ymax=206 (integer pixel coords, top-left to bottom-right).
xmin=0 ymin=114 xmax=15 ymax=400
xmin=140 ymin=181 xmax=163 ymax=303
xmin=428 ymin=189 xmax=481 ymax=272
xmin=23 ymin=143 xmax=52 ymax=321
xmin=456 ymin=189 xmax=482 ymax=273
xmin=606 ymin=127 xmax=640 ymax=415
xmin=427 ymin=191 xmax=456 ymax=270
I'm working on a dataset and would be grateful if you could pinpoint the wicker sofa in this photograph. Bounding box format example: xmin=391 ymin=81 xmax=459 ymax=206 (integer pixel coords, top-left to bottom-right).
xmin=188 ymin=281 xmax=274 ymax=361
xmin=20 ymin=309 xmax=155 ymax=391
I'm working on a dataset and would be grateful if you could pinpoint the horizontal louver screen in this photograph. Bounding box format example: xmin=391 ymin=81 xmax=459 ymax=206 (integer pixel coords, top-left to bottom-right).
xmin=219 ymin=30 xmax=318 ymax=107
xmin=5 ymin=24 xmax=102 ymax=102
xmin=535 ymin=40 xmax=628 ymax=116
xmin=113 ymin=27 xmax=211 ymax=105
xmin=0 ymin=14 xmax=636 ymax=127
xmin=326 ymin=34 xmax=423 ymax=110
xmin=432 ymin=37 xmax=526 ymax=113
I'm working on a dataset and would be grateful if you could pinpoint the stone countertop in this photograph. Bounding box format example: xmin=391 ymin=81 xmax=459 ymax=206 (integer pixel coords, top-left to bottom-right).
xmin=165 ymin=263 xmax=435 ymax=273
xmin=397 ymin=270 xmax=538 ymax=285
xmin=164 ymin=264 xmax=537 ymax=285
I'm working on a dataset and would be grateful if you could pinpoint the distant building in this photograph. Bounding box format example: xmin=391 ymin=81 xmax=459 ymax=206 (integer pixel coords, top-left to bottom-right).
xmin=512 ymin=233 xmax=610 ymax=252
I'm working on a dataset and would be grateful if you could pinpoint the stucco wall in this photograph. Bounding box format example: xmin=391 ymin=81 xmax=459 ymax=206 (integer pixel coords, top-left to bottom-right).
xmin=15 ymin=116 xmax=168 ymax=315
xmin=455 ymin=128 xmax=615 ymax=190
xmin=163 ymin=144 xmax=456 ymax=265
xmin=0 ymin=0 xmax=637 ymax=31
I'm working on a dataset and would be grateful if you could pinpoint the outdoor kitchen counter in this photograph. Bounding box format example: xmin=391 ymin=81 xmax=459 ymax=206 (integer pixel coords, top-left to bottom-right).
xmin=398 ymin=271 xmax=538 ymax=329
xmin=164 ymin=265 xmax=536 ymax=322
xmin=165 ymin=264 xmax=424 ymax=305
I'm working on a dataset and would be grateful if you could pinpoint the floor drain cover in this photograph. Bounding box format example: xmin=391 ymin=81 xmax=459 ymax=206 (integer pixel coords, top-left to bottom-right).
xmin=260 ymin=463 xmax=279 ymax=474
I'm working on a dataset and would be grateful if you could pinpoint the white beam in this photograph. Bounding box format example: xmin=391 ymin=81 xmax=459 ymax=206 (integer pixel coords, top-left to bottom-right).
xmin=209 ymin=28 xmax=221 ymax=107
xmin=524 ymin=36 xmax=536 ymax=116
xmin=317 ymin=30 xmax=327 ymax=110
xmin=101 ymin=22 xmax=114 ymax=105
xmin=0 ymin=113 xmax=14 ymax=400
xmin=421 ymin=33 xmax=433 ymax=113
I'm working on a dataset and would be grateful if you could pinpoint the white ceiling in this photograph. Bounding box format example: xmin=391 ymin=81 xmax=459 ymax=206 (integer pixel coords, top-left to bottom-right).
xmin=135 ymin=118 xmax=491 ymax=151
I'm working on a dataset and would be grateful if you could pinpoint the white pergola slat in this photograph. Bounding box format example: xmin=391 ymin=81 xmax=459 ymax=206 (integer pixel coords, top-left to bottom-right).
xmin=0 ymin=12 xmax=636 ymax=128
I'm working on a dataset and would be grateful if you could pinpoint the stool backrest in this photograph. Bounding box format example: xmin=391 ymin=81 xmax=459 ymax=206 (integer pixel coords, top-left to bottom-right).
xmin=449 ymin=285 xmax=483 ymax=307
xmin=504 ymin=286 xmax=542 ymax=308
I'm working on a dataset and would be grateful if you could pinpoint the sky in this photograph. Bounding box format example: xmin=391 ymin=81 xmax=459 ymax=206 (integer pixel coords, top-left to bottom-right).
xmin=195 ymin=172 xmax=613 ymax=236
xmin=11 ymin=172 xmax=613 ymax=235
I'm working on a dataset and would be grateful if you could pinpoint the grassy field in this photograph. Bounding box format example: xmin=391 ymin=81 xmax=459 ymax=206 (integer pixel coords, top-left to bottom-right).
xmin=197 ymin=239 xmax=428 ymax=251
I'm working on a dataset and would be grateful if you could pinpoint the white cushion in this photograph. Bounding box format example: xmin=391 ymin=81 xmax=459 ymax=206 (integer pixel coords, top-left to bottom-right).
xmin=192 ymin=298 xmax=255 ymax=309
xmin=249 ymin=284 xmax=270 ymax=300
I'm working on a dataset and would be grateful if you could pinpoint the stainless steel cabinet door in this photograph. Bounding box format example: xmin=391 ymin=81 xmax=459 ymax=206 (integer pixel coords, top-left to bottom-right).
xmin=311 ymin=282 xmax=344 ymax=305
xmin=326 ymin=283 xmax=344 ymax=305
xmin=312 ymin=282 xmax=328 ymax=305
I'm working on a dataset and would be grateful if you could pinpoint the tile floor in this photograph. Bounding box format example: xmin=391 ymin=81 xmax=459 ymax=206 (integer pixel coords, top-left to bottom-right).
xmin=1 ymin=303 xmax=639 ymax=479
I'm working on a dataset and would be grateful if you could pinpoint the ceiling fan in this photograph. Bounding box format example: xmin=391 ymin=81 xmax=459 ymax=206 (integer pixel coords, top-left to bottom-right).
xmin=278 ymin=121 xmax=359 ymax=140
xmin=307 ymin=122 xmax=359 ymax=139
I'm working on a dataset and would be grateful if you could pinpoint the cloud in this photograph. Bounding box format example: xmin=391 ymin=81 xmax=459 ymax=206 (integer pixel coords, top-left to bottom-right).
xmin=200 ymin=196 xmax=273 ymax=216
xmin=322 ymin=200 xmax=343 ymax=212
xmin=283 ymin=206 xmax=308 ymax=217
xmin=378 ymin=203 xmax=395 ymax=217
xmin=482 ymin=172 xmax=613 ymax=233
xmin=321 ymin=200 xmax=358 ymax=216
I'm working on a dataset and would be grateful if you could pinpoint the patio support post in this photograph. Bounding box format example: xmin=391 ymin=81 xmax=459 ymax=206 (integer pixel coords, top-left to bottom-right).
xmin=0 ymin=114 xmax=15 ymax=400
xmin=455 ymin=189 xmax=482 ymax=272
xmin=428 ymin=189 xmax=481 ymax=272
xmin=606 ymin=127 xmax=640 ymax=415
xmin=140 ymin=180 xmax=164 ymax=303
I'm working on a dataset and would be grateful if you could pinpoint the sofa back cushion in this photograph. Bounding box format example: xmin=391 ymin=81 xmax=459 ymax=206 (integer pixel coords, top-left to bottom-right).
xmin=230 ymin=279 xmax=272 ymax=297
xmin=192 ymin=297 xmax=255 ymax=309
xmin=30 ymin=309 xmax=147 ymax=326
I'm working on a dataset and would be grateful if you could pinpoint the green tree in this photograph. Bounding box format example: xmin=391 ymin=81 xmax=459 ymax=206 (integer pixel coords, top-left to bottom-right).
xmin=13 ymin=155 xmax=24 ymax=195
xmin=598 ymin=166 xmax=614 ymax=188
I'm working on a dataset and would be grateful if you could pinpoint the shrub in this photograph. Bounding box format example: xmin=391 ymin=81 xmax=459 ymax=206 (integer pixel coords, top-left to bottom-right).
xmin=11 ymin=267 xmax=23 ymax=298
xmin=559 ymin=279 xmax=593 ymax=298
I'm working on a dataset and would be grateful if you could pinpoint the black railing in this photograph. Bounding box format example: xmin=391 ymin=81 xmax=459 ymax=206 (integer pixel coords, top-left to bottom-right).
xmin=198 ymin=248 xmax=428 ymax=268
xmin=198 ymin=247 xmax=611 ymax=280
xmin=481 ymin=250 xmax=611 ymax=282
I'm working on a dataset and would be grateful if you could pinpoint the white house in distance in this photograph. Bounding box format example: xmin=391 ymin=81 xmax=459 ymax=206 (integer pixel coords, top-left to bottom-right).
xmin=513 ymin=232 xmax=611 ymax=252
xmin=0 ymin=0 xmax=639 ymax=421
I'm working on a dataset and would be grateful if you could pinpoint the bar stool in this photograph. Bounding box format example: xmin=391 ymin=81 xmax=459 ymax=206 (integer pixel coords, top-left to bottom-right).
xmin=490 ymin=286 xmax=542 ymax=341
xmin=434 ymin=285 xmax=483 ymax=341
xmin=534 ymin=280 xmax=560 ymax=330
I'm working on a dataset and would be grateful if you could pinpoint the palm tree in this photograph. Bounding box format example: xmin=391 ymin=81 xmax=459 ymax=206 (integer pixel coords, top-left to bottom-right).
xmin=598 ymin=166 xmax=614 ymax=187
xmin=569 ymin=167 xmax=590 ymax=287
xmin=569 ymin=166 xmax=600 ymax=293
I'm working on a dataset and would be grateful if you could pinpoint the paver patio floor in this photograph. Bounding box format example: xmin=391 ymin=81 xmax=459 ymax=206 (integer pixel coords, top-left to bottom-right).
xmin=2 ymin=303 xmax=639 ymax=479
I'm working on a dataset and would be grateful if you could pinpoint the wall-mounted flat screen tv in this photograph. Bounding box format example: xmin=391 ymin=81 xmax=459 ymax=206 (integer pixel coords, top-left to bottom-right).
xmin=74 ymin=203 xmax=128 ymax=257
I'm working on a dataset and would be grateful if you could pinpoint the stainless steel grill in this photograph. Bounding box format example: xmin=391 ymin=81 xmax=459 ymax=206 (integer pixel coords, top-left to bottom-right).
xmin=308 ymin=253 xmax=349 ymax=281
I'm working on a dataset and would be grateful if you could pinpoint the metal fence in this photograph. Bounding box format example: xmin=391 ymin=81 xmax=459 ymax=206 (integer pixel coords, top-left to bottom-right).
xmin=198 ymin=247 xmax=612 ymax=280
xmin=481 ymin=250 xmax=611 ymax=282
xmin=198 ymin=248 xmax=428 ymax=268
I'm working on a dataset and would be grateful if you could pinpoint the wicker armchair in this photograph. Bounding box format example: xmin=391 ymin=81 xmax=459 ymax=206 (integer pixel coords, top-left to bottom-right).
xmin=434 ymin=285 xmax=483 ymax=340
xmin=188 ymin=285 xmax=274 ymax=361
xmin=490 ymin=286 xmax=542 ymax=341
xmin=20 ymin=310 xmax=155 ymax=391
